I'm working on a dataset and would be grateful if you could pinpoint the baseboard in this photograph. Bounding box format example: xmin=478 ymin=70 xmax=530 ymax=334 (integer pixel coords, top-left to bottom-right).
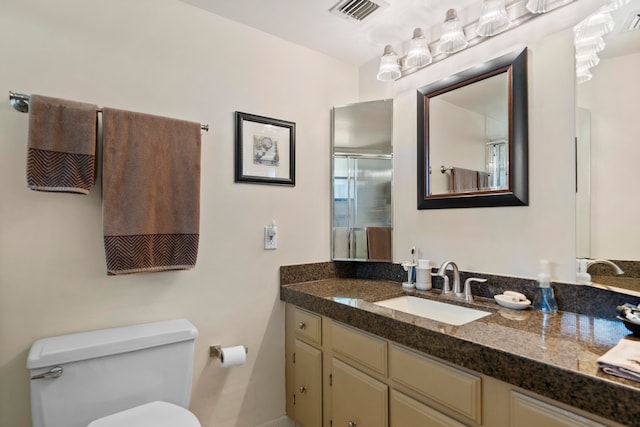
xmin=257 ymin=415 xmax=296 ymax=427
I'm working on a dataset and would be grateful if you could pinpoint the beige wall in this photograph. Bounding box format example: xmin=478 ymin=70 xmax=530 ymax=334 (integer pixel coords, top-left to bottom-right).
xmin=359 ymin=0 xmax=608 ymax=282
xmin=0 ymin=1 xmax=358 ymax=426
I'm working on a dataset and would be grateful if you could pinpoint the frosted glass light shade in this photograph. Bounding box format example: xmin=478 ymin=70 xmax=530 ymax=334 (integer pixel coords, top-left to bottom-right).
xmin=405 ymin=28 xmax=433 ymax=68
xmin=476 ymin=0 xmax=512 ymax=37
xmin=574 ymin=35 xmax=605 ymax=53
xmin=438 ymin=9 xmax=468 ymax=54
xmin=576 ymin=46 xmax=601 ymax=68
xmin=576 ymin=65 xmax=592 ymax=84
xmin=526 ymin=0 xmax=550 ymax=13
xmin=574 ymin=12 xmax=615 ymax=40
xmin=376 ymin=45 xmax=401 ymax=81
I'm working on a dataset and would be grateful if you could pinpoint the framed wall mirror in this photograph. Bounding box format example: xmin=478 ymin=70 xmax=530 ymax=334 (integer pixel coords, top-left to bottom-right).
xmin=575 ymin=0 xmax=640 ymax=294
xmin=417 ymin=48 xmax=528 ymax=209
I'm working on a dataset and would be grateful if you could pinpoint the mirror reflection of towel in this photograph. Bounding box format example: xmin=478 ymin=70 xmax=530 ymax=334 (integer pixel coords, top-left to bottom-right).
xmin=367 ymin=227 xmax=391 ymax=261
xmin=477 ymin=171 xmax=490 ymax=190
xmin=449 ymin=167 xmax=478 ymax=193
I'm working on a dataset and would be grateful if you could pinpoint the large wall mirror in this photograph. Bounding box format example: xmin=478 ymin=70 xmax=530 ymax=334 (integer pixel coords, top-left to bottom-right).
xmin=576 ymin=0 xmax=640 ymax=294
xmin=332 ymin=99 xmax=393 ymax=262
xmin=417 ymin=48 xmax=528 ymax=209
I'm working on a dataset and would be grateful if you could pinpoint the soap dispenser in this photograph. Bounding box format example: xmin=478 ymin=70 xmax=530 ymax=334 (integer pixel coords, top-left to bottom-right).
xmin=532 ymin=259 xmax=558 ymax=313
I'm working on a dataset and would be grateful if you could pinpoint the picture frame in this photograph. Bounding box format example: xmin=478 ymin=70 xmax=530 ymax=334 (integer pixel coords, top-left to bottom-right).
xmin=234 ymin=111 xmax=296 ymax=186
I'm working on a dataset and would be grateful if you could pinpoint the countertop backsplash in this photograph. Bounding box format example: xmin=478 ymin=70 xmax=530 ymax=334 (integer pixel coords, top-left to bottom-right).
xmin=280 ymin=261 xmax=640 ymax=320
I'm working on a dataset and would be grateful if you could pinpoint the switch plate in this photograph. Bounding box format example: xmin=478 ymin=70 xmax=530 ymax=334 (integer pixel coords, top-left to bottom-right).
xmin=264 ymin=227 xmax=277 ymax=250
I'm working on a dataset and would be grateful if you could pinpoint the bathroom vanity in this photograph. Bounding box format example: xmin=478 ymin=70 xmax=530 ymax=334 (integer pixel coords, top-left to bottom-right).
xmin=281 ymin=263 xmax=639 ymax=427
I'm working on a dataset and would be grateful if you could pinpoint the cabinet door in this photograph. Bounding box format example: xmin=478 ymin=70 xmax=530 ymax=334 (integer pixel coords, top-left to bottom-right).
xmin=294 ymin=339 xmax=323 ymax=427
xmin=332 ymin=358 xmax=388 ymax=427
xmin=390 ymin=390 xmax=465 ymax=427
xmin=510 ymin=392 xmax=606 ymax=427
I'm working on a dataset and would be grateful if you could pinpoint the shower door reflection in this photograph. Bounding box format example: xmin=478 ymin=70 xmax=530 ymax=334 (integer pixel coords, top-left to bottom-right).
xmin=332 ymin=156 xmax=392 ymax=261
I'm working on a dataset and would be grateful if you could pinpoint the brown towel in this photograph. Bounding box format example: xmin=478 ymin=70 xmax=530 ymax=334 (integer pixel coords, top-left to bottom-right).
xmin=102 ymin=108 xmax=201 ymax=275
xmin=27 ymin=95 xmax=98 ymax=194
xmin=449 ymin=167 xmax=478 ymax=193
xmin=477 ymin=171 xmax=490 ymax=190
xmin=367 ymin=227 xmax=391 ymax=261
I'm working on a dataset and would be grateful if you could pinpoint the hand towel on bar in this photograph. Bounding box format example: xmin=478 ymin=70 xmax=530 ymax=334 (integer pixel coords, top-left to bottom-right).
xmin=27 ymin=95 xmax=98 ymax=194
xmin=449 ymin=167 xmax=479 ymax=193
xmin=367 ymin=226 xmax=391 ymax=261
xmin=102 ymin=108 xmax=201 ymax=275
xmin=477 ymin=171 xmax=490 ymax=190
xmin=597 ymin=338 xmax=640 ymax=382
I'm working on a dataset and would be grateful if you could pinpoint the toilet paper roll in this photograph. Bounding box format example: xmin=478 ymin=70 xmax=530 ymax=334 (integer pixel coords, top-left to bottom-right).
xmin=219 ymin=346 xmax=247 ymax=368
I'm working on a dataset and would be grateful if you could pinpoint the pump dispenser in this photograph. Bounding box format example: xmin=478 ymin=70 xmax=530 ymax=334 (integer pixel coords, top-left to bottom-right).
xmin=532 ymin=259 xmax=558 ymax=313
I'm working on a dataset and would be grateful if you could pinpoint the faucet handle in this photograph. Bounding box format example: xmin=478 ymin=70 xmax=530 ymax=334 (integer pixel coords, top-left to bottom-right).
xmin=463 ymin=278 xmax=487 ymax=302
xmin=432 ymin=272 xmax=450 ymax=294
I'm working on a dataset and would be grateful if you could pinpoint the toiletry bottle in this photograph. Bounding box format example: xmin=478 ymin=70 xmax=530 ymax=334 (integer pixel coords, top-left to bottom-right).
xmin=532 ymin=259 xmax=558 ymax=313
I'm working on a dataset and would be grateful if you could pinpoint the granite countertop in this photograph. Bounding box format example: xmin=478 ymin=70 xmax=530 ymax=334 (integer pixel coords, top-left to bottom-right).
xmin=280 ymin=277 xmax=640 ymax=426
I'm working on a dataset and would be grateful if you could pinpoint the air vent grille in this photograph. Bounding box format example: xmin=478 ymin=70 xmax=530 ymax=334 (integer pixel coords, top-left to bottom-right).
xmin=626 ymin=13 xmax=640 ymax=31
xmin=329 ymin=0 xmax=386 ymax=22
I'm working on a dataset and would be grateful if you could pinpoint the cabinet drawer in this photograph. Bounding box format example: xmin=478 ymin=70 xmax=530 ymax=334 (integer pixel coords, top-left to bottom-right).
xmin=390 ymin=344 xmax=481 ymax=423
xmin=510 ymin=392 xmax=606 ymax=427
xmin=391 ymin=390 xmax=466 ymax=427
xmin=331 ymin=321 xmax=388 ymax=376
xmin=293 ymin=307 xmax=322 ymax=346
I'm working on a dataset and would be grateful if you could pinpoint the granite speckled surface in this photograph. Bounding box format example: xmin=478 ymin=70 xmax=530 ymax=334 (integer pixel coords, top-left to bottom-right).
xmin=280 ymin=261 xmax=640 ymax=426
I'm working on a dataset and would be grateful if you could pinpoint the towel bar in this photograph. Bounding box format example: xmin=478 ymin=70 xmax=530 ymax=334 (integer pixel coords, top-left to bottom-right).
xmin=9 ymin=91 xmax=210 ymax=132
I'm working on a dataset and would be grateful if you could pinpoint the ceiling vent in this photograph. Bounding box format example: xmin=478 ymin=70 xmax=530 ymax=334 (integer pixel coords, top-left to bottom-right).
xmin=622 ymin=11 xmax=640 ymax=32
xmin=329 ymin=0 xmax=388 ymax=22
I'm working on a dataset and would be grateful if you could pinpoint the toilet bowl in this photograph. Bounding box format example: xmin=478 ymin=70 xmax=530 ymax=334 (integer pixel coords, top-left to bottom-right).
xmin=27 ymin=319 xmax=202 ymax=427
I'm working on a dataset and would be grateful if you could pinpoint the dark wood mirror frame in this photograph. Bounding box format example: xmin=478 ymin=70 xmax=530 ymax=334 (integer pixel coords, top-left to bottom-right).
xmin=417 ymin=48 xmax=528 ymax=209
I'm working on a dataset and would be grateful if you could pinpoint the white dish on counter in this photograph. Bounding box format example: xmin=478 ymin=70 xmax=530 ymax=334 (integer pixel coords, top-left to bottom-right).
xmin=494 ymin=294 xmax=531 ymax=310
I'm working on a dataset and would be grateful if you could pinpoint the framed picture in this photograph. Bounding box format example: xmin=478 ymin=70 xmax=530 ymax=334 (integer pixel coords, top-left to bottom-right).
xmin=235 ymin=111 xmax=296 ymax=186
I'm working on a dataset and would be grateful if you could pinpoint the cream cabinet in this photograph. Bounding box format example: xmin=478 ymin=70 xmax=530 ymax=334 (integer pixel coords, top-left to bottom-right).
xmin=390 ymin=390 xmax=466 ymax=427
xmin=286 ymin=306 xmax=324 ymax=427
xmin=509 ymin=392 xmax=608 ymax=427
xmin=332 ymin=358 xmax=388 ymax=427
xmin=285 ymin=304 xmax=620 ymax=427
xmin=293 ymin=339 xmax=323 ymax=427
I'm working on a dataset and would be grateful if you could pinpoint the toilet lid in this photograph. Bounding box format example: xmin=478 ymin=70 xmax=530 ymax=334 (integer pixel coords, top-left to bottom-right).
xmin=87 ymin=401 xmax=201 ymax=427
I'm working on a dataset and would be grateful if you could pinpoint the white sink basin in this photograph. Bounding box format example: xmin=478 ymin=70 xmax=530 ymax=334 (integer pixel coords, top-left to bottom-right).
xmin=373 ymin=296 xmax=491 ymax=326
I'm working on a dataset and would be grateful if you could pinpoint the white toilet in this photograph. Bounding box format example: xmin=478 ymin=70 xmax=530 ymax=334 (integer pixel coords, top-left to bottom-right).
xmin=27 ymin=319 xmax=202 ymax=427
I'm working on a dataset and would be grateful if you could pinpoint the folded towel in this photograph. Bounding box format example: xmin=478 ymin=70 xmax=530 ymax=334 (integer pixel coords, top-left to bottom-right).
xmin=449 ymin=167 xmax=478 ymax=193
xmin=597 ymin=338 xmax=640 ymax=382
xmin=367 ymin=226 xmax=391 ymax=261
xmin=27 ymin=95 xmax=98 ymax=194
xmin=102 ymin=108 xmax=201 ymax=275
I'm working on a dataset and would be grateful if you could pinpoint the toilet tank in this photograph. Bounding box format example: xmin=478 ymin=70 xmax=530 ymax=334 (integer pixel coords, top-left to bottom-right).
xmin=27 ymin=319 xmax=198 ymax=427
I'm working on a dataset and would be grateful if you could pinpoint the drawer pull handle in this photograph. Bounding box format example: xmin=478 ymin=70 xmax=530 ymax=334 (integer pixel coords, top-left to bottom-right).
xmin=298 ymin=322 xmax=306 ymax=330
xmin=299 ymin=386 xmax=307 ymax=393
xmin=348 ymin=422 xmax=357 ymax=427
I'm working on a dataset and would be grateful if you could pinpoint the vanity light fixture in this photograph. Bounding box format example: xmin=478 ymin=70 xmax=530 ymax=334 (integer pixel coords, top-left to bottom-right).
xmin=438 ymin=9 xmax=468 ymax=55
xmin=574 ymin=11 xmax=615 ymax=40
xmin=405 ymin=28 xmax=433 ymax=68
xmin=375 ymin=0 xmax=577 ymax=82
xmin=376 ymin=45 xmax=401 ymax=81
xmin=476 ymin=0 xmax=512 ymax=37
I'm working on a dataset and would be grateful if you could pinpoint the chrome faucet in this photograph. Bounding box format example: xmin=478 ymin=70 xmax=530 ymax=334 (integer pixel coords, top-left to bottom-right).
xmin=437 ymin=261 xmax=462 ymax=297
xmin=585 ymin=259 xmax=624 ymax=275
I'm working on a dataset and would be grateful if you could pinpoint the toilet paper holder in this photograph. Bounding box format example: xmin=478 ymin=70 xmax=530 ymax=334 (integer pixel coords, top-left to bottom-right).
xmin=209 ymin=345 xmax=248 ymax=361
